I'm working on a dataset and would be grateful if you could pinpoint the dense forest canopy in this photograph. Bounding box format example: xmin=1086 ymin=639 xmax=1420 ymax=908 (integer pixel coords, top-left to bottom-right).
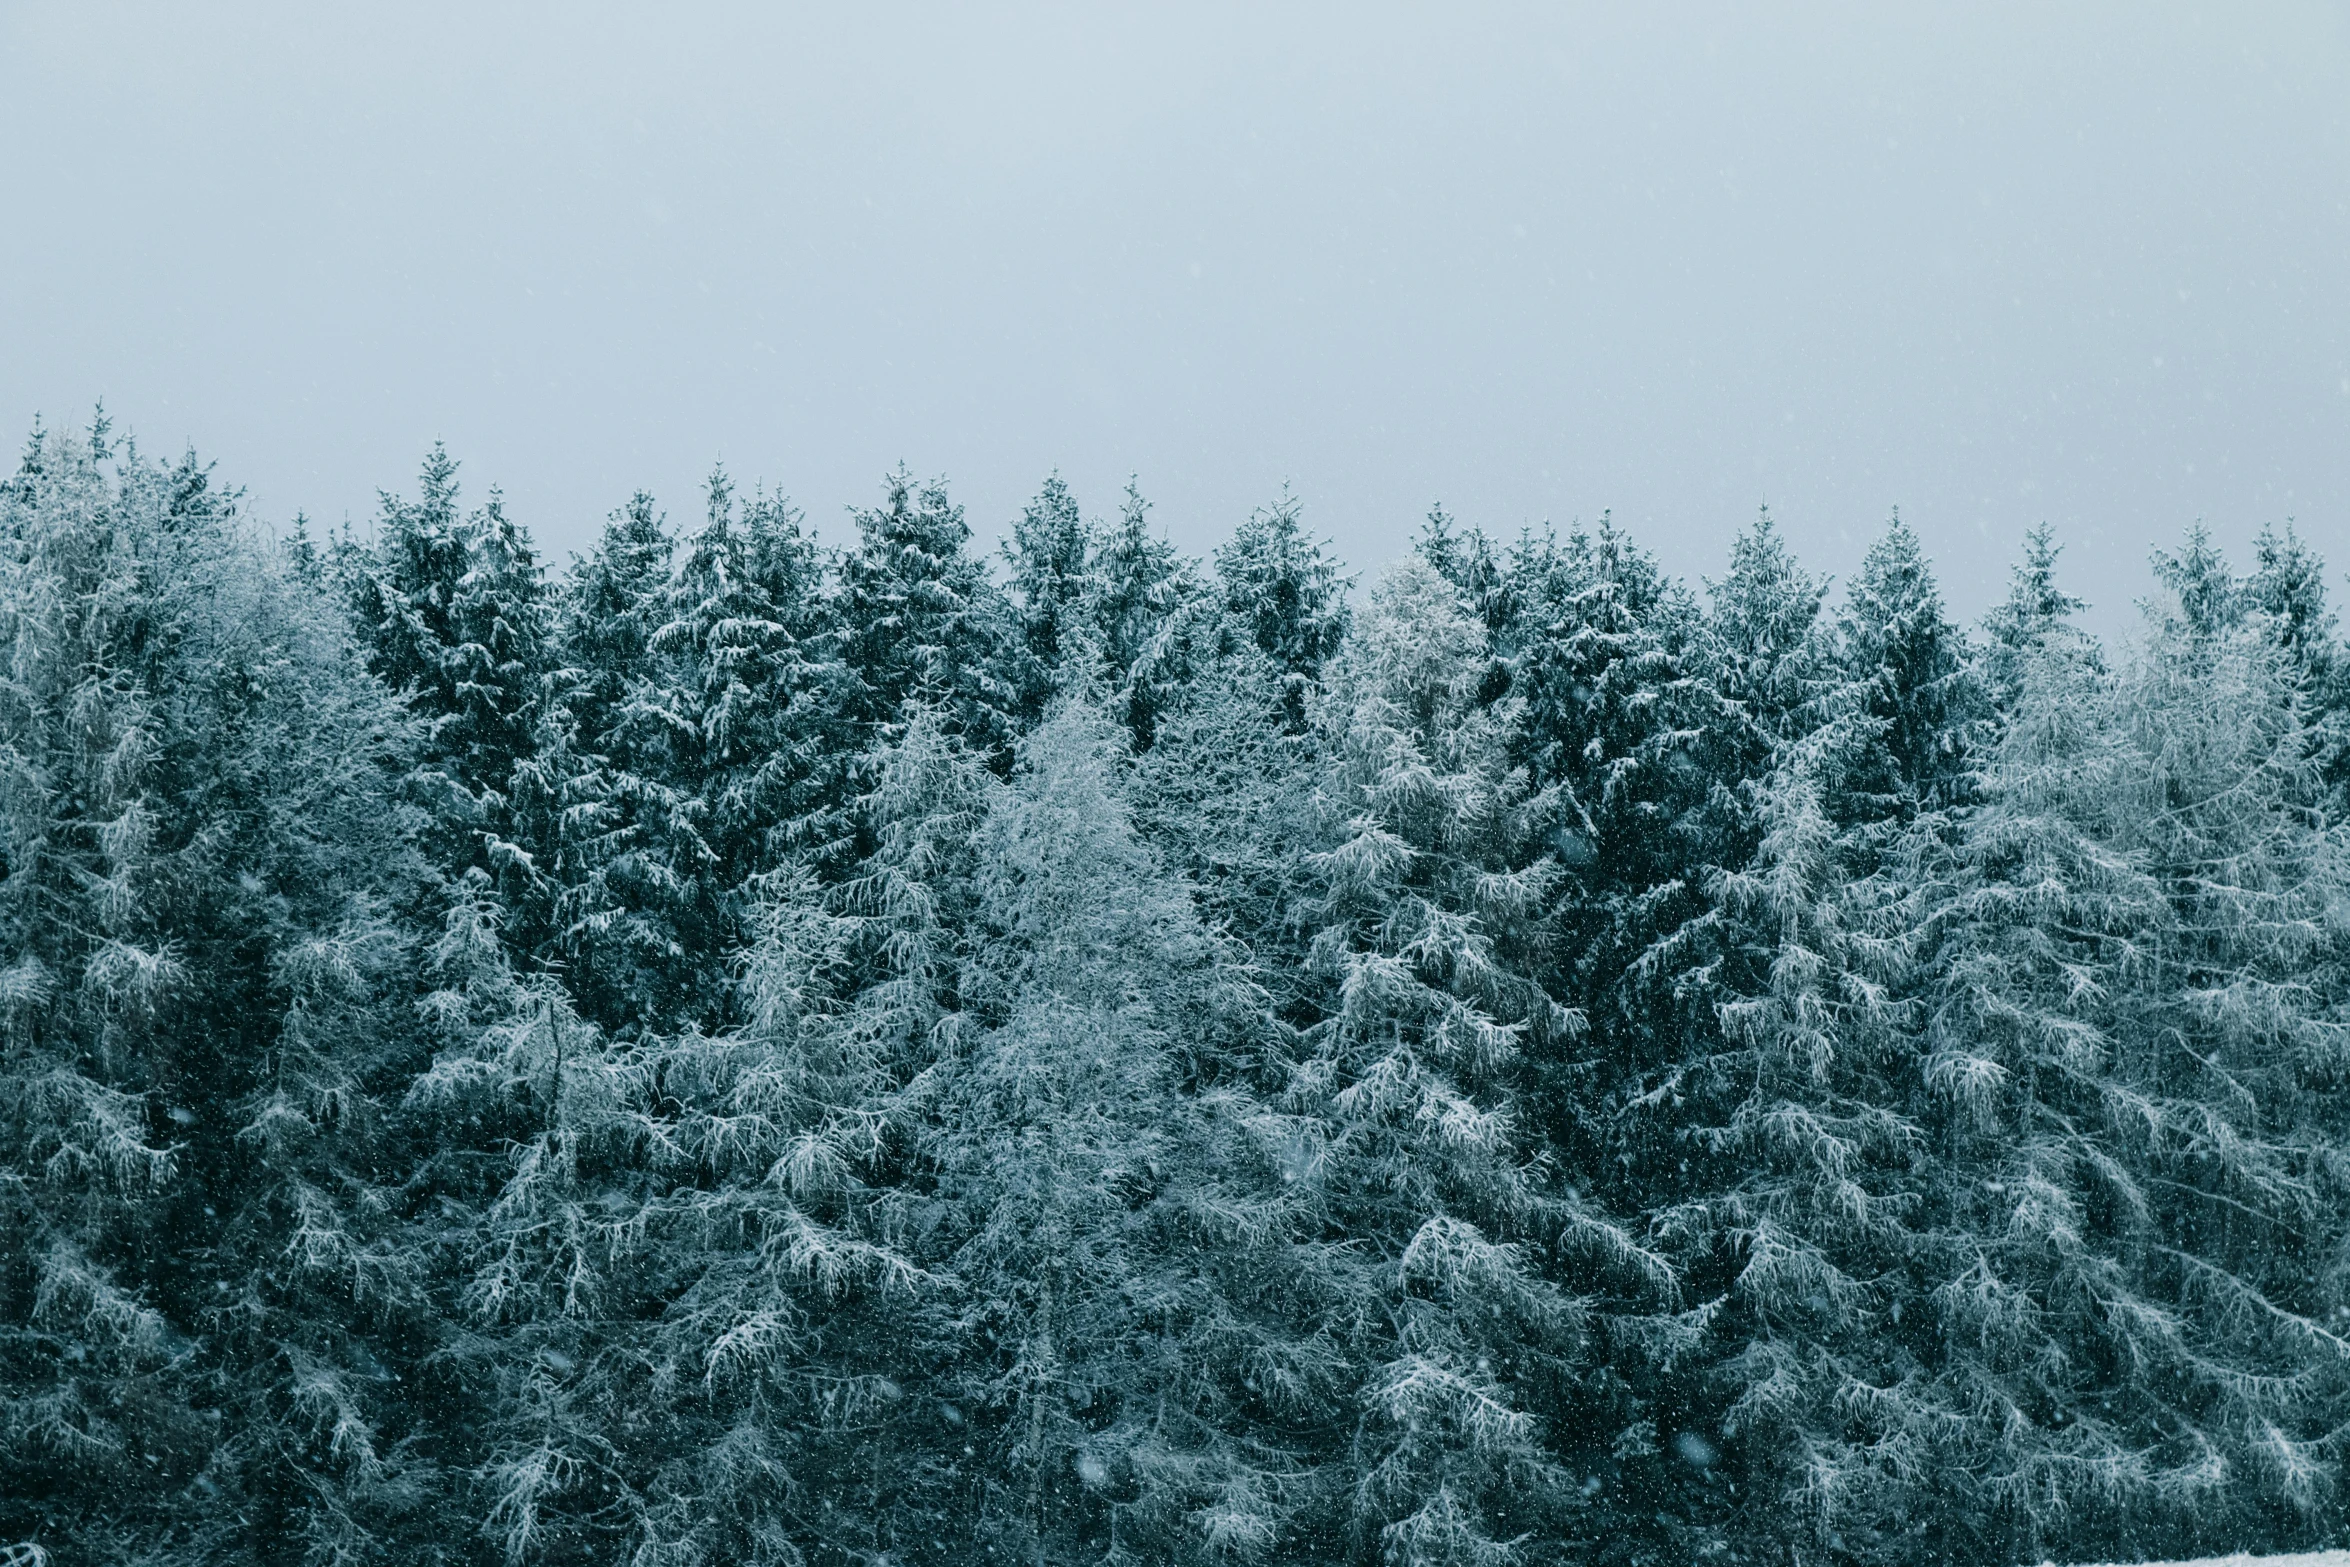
xmin=5 ymin=414 xmax=2349 ymax=1567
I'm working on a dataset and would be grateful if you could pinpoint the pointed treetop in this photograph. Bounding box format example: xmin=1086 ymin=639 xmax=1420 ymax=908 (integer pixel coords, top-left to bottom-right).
xmin=1710 ymin=505 xmax=1829 ymax=657
xmin=2247 ymin=521 xmax=2337 ymax=653
xmin=1005 ymin=472 xmax=1094 ymax=626
xmin=1985 ymin=523 xmax=2085 ymax=648
xmin=703 ymin=461 xmax=735 ymax=535
xmin=1216 ymin=483 xmax=1351 ymax=687
xmin=416 ymin=440 xmax=461 ymax=525
xmin=2149 ymin=522 xmax=2240 ymax=637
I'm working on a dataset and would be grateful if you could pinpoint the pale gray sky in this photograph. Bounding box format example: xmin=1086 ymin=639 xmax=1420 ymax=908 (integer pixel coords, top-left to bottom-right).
xmin=6 ymin=3 xmax=2349 ymax=632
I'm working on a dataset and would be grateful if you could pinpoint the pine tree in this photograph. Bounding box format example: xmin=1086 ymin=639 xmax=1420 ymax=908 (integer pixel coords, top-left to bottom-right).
xmin=1494 ymin=520 xmax=1717 ymax=1166
xmin=555 ymin=491 xmax=673 ymax=762
xmin=1829 ymin=514 xmax=1984 ymax=823
xmin=1703 ymin=508 xmax=1831 ymax=795
xmin=1415 ymin=505 xmax=1511 ymax=641
xmin=2245 ymin=522 xmax=2350 ymax=794
xmin=917 ymin=698 xmax=1344 ymax=1561
xmin=558 ymin=469 xmax=843 ymax=1032
xmin=2246 ymin=522 xmax=2342 ymax=683
xmin=1898 ymin=545 xmax=2350 ymax=1564
xmin=1131 ymin=637 xmax=1323 ymax=1033
xmin=1690 ymin=733 xmax=1940 ymax=1565
xmin=839 ymin=467 xmax=1017 ymax=761
xmin=1000 ymin=473 xmax=1097 ymax=725
xmin=2149 ymin=522 xmax=2241 ymax=638
xmin=1980 ymin=523 xmax=2097 ymax=716
xmin=1288 ymin=559 xmax=1673 ymax=1565
xmin=343 ymin=446 xmax=557 ymax=902
xmin=1216 ymin=489 xmax=1351 ymax=730
xmin=1087 ymin=480 xmax=1203 ymax=751
xmin=0 ymin=429 xmax=438 ymax=1564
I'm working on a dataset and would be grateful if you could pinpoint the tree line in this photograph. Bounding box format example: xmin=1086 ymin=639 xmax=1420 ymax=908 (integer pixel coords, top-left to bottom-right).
xmin=6 ymin=411 xmax=2349 ymax=1567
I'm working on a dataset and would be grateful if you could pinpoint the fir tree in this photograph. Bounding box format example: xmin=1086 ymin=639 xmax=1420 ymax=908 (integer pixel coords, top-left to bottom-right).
xmin=1704 ymin=507 xmax=1831 ymax=792
xmin=560 ymin=469 xmax=842 ymax=1032
xmin=1216 ymin=489 xmax=1351 ymax=730
xmin=839 ymin=467 xmax=1017 ymax=761
xmin=1829 ymin=514 xmax=1983 ymax=821
xmin=1291 ymin=559 xmax=1672 ymax=1565
xmin=1087 ymin=480 xmax=1203 ymax=751
xmin=921 ymin=698 xmax=1340 ymax=1561
xmin=1000 ymin=473 xmax=1097 ymax=724
xmin=0 ymin=430 xmax=438 ymax=1564
xmin=1980 ymin=523 xmax=2097 ymax=715
xmin=343 ymin=445 xmax=557 ymax=905
xmin=1690 ymin=734 xmax=1939 ymax=1564
xmin=1900 ymin=553 xmax=2350 ymax=1564
xmin=2245 ymin=522 xmax=2350 ymax=795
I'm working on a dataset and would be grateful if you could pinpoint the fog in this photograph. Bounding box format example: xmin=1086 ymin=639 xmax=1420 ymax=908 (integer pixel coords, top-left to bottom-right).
xmin=5 ymin=2 xmax=2347 ymax=626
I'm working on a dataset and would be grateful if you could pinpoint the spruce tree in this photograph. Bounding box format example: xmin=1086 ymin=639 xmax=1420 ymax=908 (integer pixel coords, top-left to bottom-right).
xmin=1829 ymin=515 xmax=1983 ymax=821
xmin=1898 ymin=541 xmax=2350 ymax=1564
xmin=1000 ymin=474 xmax=1097 ymax=725
xmin=838 ymin=467 xmax=1017 ymax=761
xmin=0 ymin=429 xmax=438 ymax=1564
xmin=1980 ymin=523 xmax=2098 ymax=716
xmin=1215 ymin=489 xmax=1351 ymax=730
xmin=917 ymin=698 xmax=1343 ymax=1561
xmin=2245 ymin=522 xmax=2349 ymax=794
xmin=552 ymin=470 xmax=844 ymax=1032
xmin=343 ymin=446 xmax=558 ymax=911
xmin=1702 ymin=508 xmax=1831 ymax=800
xmin=1087 ymin=480 xmax=1203 ymax=751
xmin=1289 ymin=559 xmax=1670 ymax=1565
xmin=1689 ymin=733 xmax=1940 ymax=1564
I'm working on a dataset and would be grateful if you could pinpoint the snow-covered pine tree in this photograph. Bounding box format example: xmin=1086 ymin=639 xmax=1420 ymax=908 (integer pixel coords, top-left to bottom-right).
xmin=557 ymin=469 xmax=843 ymax=1032
xmin=2246 ymin=523 xmax=2342 ymax=691
xmin=1286 ymin=558 xmax=1679 ymax=1565
xmin=342 ymin=445 xmax=557 ymax=893
xmin=553 ymin=491 xmax=673 ymax=769
xmin=2148 ymin=523 xmax=2240 ymax=639
xmin=1415 ymin=506 xmax=1513 ymax=650
xmin=1000 ymin=474 xmax=1098 ymax=726
xmin=1829 ymin=515 xmax=1984 ymax=823
xmin=1489 ymin=520 xmax=1718 ymax=1187
xmin=0 ymin=427 xmax=440 ymax=1564
xmin=839 ymin=467 xmax=1018 ymax=763
xmin=1662 ymin=523 xmax=1987 ymax=1561
xmin=1129 ymin=633 xmax=1324 ymax=1046
xmin=1684 ymin=729 xmax=1943 ymax=1565
xmin=1703 ymin=510 xmax=1832 ymax=791
xmin=1979 ymin=523 xmax=2099 ymax=718
xmin=1216 ymin=490 xmax=1351 ymax=732
xmin=2244 ymin=523 xmax=2350 ymax=797
xmin=1086 ymin=480 xmax=1206 ymax=752
xmin=909 ymin=696 xmax=1347 ymax=1562
xmin=1898 ymin=531 xmax=2350 ymax=1564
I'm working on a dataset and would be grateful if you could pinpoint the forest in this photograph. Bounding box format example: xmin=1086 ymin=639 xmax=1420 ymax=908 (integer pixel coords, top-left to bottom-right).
xmin=5 ymin=412 xmax=2350 ymax=1567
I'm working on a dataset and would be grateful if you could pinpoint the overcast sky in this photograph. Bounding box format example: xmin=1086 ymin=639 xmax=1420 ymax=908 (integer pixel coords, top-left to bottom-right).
xmin=5 ymin=3 xmax=2348 ymax=634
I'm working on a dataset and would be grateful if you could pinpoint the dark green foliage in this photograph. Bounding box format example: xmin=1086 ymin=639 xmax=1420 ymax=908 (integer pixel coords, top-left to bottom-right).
xmin=340 ymin=445 xmax=557 ymax=925
xmin=1829 ymin=514 xmax=1984 ymax=819
xmin=839 ymin=466 xmax=1017 ymax=760
xmin=1088 ymin=481 xmax=1204 ymax=751
xmin=1001 ymin=474 xmax=1096 ymax=724
xmin=11 ymin=415 xmax=2350 ymax=1567
xmin=2247 ymin=522 xmax=2350 ymax=795
xmin=344 ymin=445 xmax=553 ymax=811
xmin=1980 ymin=522 xmax=2098 ymax=713
xmin=1216 ymin=488 xmax=1351 ymax=729
xmin=0 ymin=430 xmax=437 ymax=1564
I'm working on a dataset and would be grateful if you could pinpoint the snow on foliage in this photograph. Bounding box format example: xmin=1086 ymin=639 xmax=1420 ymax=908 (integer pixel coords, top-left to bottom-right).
xmin=5 ymin=433 xmax=2349 ymax=1567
